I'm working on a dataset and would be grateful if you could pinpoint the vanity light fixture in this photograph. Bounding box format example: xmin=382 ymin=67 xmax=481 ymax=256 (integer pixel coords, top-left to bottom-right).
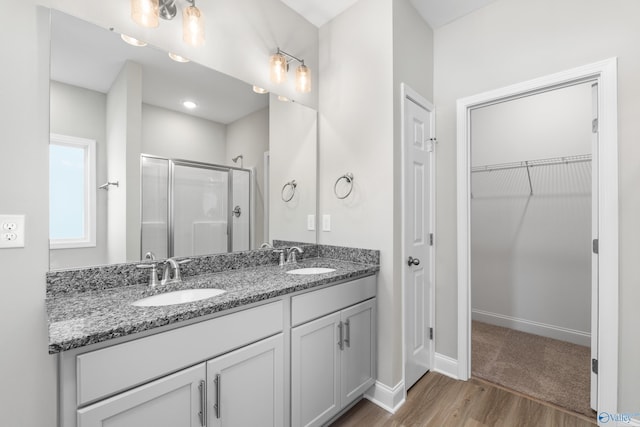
xmin=252 ymin=85 xmax=268 ymax=94
xmin=168 ymin=52 xmax=190 ymax=62
xmin=269 ymin=48 xmax=311 ymax=93
xmin=130 ymin=0 xmax=205 ymax=47
xmin=182 ymin=100 xmax=198 ymax=109
xmin=120 ymin=34 xmax=148 ymax=47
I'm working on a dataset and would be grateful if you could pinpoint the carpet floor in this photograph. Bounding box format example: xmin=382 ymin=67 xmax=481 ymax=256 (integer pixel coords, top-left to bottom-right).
xmin=471 ymin=320 xmax=595 ymax=419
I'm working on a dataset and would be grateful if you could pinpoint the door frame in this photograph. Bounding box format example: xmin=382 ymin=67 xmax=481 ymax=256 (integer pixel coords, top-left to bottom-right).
xmin=456 ymin=58 xmax=619 ymax=417
xmin=401 ymin=83 xmax=436 ymax=394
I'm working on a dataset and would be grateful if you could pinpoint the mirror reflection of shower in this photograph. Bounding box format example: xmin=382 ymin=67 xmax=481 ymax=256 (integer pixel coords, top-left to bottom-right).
xmin=232 ymin=154 xmax=244 ymax=168
xmin=141 ymin=155 xmax=251 ymax=259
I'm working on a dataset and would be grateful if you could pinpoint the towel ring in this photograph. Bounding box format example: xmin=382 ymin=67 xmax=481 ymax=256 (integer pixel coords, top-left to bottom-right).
xmin=334 ymin=173 xmax=354 ymax=199
xmin=281 ymin=180 xmax=297 ymax=202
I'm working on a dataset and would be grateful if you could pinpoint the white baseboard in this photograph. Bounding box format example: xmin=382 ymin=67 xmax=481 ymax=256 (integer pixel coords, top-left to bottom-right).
xmin=629 ymin=417 xmax=640 ymax=426
xmin=472 ymin=309 xmax=591 ymax=347
xmin=434 ymin=353 xmax=459 ymax=379
xmin=364 ymin=380 xmax=405 ymax=414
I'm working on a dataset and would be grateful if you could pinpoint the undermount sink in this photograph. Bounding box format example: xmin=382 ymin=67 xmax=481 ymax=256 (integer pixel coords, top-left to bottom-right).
xmin=132 ymin=288 xmax=226 ymax=307
xmin=286 ymin=267 xmax=336 ymax=275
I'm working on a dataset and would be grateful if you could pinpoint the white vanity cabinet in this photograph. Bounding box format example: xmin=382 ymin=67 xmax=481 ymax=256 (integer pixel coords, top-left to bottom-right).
xmin=60 ymin=301 xmax=284 ymax=427
xmin=77 ymin=363 xmax=207 ymax=427
xmin=290 ymin=276 xmax=377 ymax=427
xmin=206 ymin=334 xmax=284 ymax=427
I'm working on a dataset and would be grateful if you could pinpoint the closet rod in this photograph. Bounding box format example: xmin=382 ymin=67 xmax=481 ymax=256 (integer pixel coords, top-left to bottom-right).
xmin=471 ymin=154 xmax=591 ymax=173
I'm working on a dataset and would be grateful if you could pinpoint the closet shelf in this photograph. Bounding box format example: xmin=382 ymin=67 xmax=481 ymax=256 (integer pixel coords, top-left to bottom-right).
xmin=471 ymin=154 xmax=591 ymax=173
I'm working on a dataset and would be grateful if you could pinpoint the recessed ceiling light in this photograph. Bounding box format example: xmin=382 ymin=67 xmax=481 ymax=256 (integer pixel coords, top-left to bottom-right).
xmin=120 ymin=34 xmax=147 ymax=47
xmin=252 ymin=85 xmax=268 ymax=94
xmin=182 ymin=100 xmax=198 ymax=109
xmin=277 ymin=95 xmax=290 ymax=102
xmin=168 ymin=52 xmax=190 ymax=63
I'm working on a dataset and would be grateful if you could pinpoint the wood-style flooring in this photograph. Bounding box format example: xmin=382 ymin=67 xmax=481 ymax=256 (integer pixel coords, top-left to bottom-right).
xmin=330 ymin=372 xmax=596 ymax=427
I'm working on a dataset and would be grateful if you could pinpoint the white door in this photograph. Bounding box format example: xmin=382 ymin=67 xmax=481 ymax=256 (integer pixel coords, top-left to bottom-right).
xmin=590 ymin=82 xmax=599 ymax=410
xmin=340 ymin=299 xmax=376 ymax=404
xmin=291 ymin=312 xmax=342 ymax=427
xmin=77 ymin=363 xmax=206 ymax=427
xmin=207 ymin=334 xmax=284 ymax=427
xmin=403 ymin=87 xmax=435 ymax=390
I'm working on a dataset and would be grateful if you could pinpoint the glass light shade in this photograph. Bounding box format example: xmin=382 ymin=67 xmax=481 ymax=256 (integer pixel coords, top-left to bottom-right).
xmin=270 ymin=53 xmax=288 ymax=84
xmin=295 ymin=64 xmax=311 ymax=93
xmin=131 ymin=0 xmax=159 ymax=28
xmin=183 ymin=5 xmax=205 ymax=46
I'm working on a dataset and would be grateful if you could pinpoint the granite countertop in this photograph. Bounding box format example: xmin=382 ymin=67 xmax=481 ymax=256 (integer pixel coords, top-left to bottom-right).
xmin=46 ymin=258 xmax=379 ymax=354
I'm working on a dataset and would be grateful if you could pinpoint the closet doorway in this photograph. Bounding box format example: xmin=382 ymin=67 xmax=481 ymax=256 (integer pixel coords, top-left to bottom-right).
xmin=456 ymin=59 xmax=619 ymax=419
xmin=469 ymin=82 xmax=594 ymax=417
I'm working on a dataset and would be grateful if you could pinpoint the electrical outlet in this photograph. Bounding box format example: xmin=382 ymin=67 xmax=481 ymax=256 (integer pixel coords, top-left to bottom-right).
xmin=0 ymin=215 xmax=25 ymax=248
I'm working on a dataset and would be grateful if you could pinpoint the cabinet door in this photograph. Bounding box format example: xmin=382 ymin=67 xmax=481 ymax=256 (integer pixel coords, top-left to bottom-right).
xmin=291 ymin=312 xmax=342 ymax=427
xmin=77 ymin=363 xmax=206 ymax=427
xmin=341 ymin=299 xmax=376 ymax=406
xmin=207 ymin=334 xmax=284 ymax=427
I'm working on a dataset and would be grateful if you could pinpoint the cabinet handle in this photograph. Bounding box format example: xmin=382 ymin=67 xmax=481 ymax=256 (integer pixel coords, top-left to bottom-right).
xmin=214 ymin=374 xmax=221 ymax=419
xmin=338 ymin=321 xmax=344 ymax=351
xmin=344 ymin=319 xmax=350 ymax=348
xmin=198 ymin=380 xmax=206 ymax=427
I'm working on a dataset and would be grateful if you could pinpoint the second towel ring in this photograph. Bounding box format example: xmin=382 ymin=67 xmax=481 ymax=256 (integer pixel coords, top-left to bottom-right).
xmin=281 ymin=180 xmax=297 ymax=202
xmin=334 ymin=173 xmax=354 ymax=199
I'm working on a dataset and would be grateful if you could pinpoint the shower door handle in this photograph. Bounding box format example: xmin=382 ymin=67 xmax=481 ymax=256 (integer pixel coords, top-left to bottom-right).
xmin=407 ymin=256 xmax=420 ymax=266
xmin=232 ymin=206 xmax=241 ymax=217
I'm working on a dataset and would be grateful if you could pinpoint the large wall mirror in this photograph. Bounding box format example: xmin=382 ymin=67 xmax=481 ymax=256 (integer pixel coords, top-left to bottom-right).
xmin=48 ymin=9 xmax=317 ymax=270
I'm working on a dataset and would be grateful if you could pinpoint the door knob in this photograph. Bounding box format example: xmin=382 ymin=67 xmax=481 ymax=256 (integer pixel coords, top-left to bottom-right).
xmin=407 ymin=256 xmax=420 ymax=266
xmin=232 ymin=205 xmax=242 ymax=217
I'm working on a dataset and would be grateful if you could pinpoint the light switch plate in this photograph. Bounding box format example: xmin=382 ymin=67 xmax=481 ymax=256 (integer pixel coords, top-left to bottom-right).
xmin=307 ymin=214 xmax=315 ymax=231
xmin=322 ymin=214 xmax=331 ymax=232
xmin=0 ymin=215 xmax=25 ymax=248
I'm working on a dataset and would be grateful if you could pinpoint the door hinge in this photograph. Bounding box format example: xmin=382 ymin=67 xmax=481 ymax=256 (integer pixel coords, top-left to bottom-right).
xmin=592 ymin=358 xmax=598 ymax=374
xmin=592 ymin=118 xmax=599 ymax=133
xmin=593 ymin=238 xmax=599 ymax=254
xmin=429 ymin=233 xmax=434 ymax=246
xmin=429 ymin=327 xmax=433 ymax=340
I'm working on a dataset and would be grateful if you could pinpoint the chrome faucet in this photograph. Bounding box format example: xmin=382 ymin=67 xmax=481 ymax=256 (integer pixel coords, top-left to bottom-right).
xmin=260 ymin=242 xmax=273 ymax=248
xmin=161 ymin=258 xmax=191 ymax=285
xmin=287 ymin=246 xmax=304 ymax=264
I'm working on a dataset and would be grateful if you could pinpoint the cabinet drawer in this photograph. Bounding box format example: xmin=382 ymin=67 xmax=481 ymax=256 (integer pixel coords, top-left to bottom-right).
xmin=291 ymin=275 xmax=376 ymax=326
xmin=77 ymin=301 xmax=283 ymax=406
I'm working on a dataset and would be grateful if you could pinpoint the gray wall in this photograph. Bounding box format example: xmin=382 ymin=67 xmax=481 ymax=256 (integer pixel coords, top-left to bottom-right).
xmin=470 ymin=83 xmax=592 ymax=345
xmin=318 ymin=0 xmax=433 ymax=388
xmin=0 ymin=4 xmax=57 ymax=426
xmin=433 ymin=0 xmax=640 ymax=411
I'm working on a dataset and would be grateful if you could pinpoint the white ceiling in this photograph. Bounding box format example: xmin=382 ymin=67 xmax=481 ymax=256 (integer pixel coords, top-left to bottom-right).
xmin=50 ymin=11 xmax=268 ymax=125
xmin=280 ymin=0 xmax=498 ymax=29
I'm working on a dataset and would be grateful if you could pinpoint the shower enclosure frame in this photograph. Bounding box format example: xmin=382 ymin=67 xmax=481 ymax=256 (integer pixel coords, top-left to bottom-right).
xmin=140 ymin=154 xmax=252 ymax=259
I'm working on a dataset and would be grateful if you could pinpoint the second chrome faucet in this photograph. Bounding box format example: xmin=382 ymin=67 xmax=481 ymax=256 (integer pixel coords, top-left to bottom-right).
xmin=137 ymin=257 xmax=191 ymax=288
xmin=274 ymin=246 xmax=304 ymax=267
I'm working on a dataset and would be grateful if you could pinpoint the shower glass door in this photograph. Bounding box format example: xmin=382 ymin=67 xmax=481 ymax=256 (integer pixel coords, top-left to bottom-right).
xmin=172 ymin=162 xmax=229 ymax=257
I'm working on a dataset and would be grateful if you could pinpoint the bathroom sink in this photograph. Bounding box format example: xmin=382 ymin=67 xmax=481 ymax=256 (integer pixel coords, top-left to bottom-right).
xmin=132 ymin=288 xmax=226 ymax=307
xmin=286 ymin=267 xmax=336 ymax=275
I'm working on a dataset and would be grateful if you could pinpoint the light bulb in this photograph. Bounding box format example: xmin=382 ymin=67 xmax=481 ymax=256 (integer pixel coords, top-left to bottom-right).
xmin=182 ymin=100 xmax=197 ymax=109
xmin=270 ymin=53 xmax=288 ymax=84
xmin=131 ymin=0 xmax=159 ymax=28
xmin=295 ymin=64 xmax=311 ymax=93
xmin=183 ymin=5 xmax=205 ymax=46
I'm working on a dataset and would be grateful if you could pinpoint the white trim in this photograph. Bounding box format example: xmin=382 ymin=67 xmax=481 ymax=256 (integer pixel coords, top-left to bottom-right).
xmin=456 ymin=58 xmax=619 ymax=417
xmin=472 ymin=310 xmax=591 ymax=347
xmin=433 ymin=353 xmax=459 ymax=380
xmin=49 ymin=133 xmax=97 ymax=249
xmin=364 ymin=380 xmax=406 ymax=414
xmin=400 ymin=83 xmax=436 ymax=392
